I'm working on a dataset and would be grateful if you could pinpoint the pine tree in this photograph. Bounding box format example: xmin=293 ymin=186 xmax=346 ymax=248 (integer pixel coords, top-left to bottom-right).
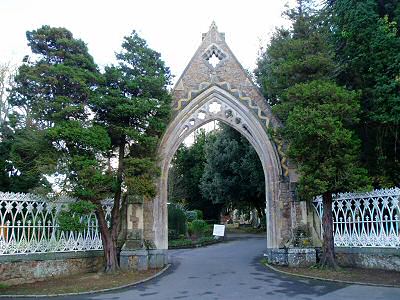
xmin=7 ymin=26 xmax=171 ymax=272
xmin=89 ymin=31 xmax=171 ymax=271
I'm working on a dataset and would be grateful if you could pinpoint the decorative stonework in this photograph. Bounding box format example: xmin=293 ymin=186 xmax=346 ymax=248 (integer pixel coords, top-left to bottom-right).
xmin=174 ymin=79 xmax=290 ymax=176
xmin=178 ymin=96 xmax=252 ymax=140
xmin=148 ymin=22 xmax=303 ymax=255
xmin=202 ymin=43 xmax=228 ymax=69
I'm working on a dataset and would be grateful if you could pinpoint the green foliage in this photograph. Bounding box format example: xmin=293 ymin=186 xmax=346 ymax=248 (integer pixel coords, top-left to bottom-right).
xmin=92 ymin=30 xmax=171 ymax=202
xmin=200 ymin=125 xmax=265 ymax=217
xmin=256 ymin=1 xmax=371 ymax=200
xmin=189 ymin=219 xmax=208 ymax=238
xmin=330 ymin=0 xmax=400 ymax=186
xmin=291 ymin=225 xmax=312 ymax=248
xmin=185 ymin=209 xmax=203 ymax=222
xmin=255 ymin=0 xmax=334 ymax=105
xmin=0 ymin=126 xmax=52 ymax=193
xmin=168 ymin=238 xmax=193 ymax=248
xmin=169 ymin=129 xmax=221 ymax=220
xmin=256 ymin=0 xmax=371 ymax=267
xmin=2 ymin=25 xmax=172 ymax=271
xmin=203 ymin=224 xmax=213 ymax=237
xmin=2 ymin=26 xmax=106 ymax=197
xmin=143 ymin=239 xmax=156 ymax=250
xmin=168 ymin=235 xmax=217 ymax=248
xmin=168 ymin=203 xmax=187 ymax=239
xmin=57 ymin=200 xmax=97 ymax=232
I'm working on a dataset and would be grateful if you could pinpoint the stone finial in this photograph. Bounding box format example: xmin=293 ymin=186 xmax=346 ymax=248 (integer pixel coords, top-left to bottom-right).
xmin=202 ymin=21 xmax=224 ymax=41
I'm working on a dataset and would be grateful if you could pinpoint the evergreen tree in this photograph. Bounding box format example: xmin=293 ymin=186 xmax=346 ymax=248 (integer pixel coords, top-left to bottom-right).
xmin=7 ymin=26 xmax=171 ymax=272
xmin=169 ymin=129 xmax=221 ymax=220
xmin=200 ymin=125 xmax=266 ymax=219
xmin=255 ymin=0 xmax=335 ymax=106
xmin=5 ymin=26 xmax=102 ymax=194
xmin=256 ymin=0 xmax=370 ymax=267
xmin=329 ymin=0 xmax=400 ymax=186
xmin=90 ymin=31 xmax=171 ymax=271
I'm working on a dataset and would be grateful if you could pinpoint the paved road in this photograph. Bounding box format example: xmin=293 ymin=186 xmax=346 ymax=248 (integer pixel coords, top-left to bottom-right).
xmin=22 ymin=236 xmax=400 ymax=300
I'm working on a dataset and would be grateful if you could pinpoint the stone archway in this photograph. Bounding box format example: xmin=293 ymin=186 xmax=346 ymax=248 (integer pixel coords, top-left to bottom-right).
xmin=120 ymin=22 xmax=308 ymax=269
xmin=156 ymin=85 xmax=282 ymax=250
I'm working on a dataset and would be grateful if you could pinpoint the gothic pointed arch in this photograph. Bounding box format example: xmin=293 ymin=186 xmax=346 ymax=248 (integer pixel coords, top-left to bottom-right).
xmin=135 ymin=23 xmax=306 ymax=259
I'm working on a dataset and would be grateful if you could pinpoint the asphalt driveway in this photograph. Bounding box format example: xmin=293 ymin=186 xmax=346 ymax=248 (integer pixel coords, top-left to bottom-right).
xmin=13 ymin=235 xmax=400 ymax=300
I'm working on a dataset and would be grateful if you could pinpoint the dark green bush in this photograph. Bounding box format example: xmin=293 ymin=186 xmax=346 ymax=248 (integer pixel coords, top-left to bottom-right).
xmin=189 ymin=219 xmax=208 ymax=238
xmin=193 ymin=209 xmax=203 ymax=220
xmin=168 ymin=239 xmax=193 ymax=248
xmin=204 ymin=224 xmax=213 ymax=237
xmin=168 ymin=229 xmax=179 ymax=241
xmin=168 ymin=204 xmax=187 ymax=239
xmin=185 ymin=209 xmax=204 ymax=222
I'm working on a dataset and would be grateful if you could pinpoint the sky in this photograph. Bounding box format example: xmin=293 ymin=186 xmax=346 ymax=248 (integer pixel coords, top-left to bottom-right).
xmin=0 ymin=0 xmax=295 ymax=82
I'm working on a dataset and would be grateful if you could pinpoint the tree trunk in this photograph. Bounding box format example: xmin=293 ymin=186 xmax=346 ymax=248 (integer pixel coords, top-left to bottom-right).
xmin=97 ymin=135 xmax=126 ymax=272
xmin=320 ymin=192 xmax=339 ymax=269
xmin=97 ymin=207 xmax=119 ymax=272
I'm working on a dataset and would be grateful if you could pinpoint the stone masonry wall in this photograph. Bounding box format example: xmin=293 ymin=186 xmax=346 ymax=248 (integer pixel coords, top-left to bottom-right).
xmin=0 ymin=251 xmax=104 ymax=286
xmin=336 ymin=248 xmax=400 ymax=272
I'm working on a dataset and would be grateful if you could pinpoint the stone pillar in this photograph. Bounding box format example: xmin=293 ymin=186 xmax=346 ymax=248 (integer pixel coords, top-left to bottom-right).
xmin=123 ymin=195 xmax=144 ymax=250
xmin=120 ymin=195 xmax=148 ymax=270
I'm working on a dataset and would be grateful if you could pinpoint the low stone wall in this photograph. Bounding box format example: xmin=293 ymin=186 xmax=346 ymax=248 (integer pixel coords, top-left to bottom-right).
xmin=120 ymin=249 xmax=168 ymax=271
xmin=0 ymin=251 xmax=104 ymax=286
xmin=336 ymin=248 xmax=400 ymax=272
xmin=266 ymin=248 xmax=316 ymax=267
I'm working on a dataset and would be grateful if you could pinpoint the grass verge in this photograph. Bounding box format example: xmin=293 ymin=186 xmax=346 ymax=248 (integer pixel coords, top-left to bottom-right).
xmin=168 ymin=236 xmax=220 ymax=249
xmin=261 ymin=259 xmax=400 ymax=287
xmin=0 ymin=268 xmax=162 ymax=296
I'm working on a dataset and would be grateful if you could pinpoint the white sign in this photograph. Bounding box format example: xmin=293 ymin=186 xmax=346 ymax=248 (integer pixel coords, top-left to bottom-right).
xmin=213 ymin=224 xmax=225 ymax=237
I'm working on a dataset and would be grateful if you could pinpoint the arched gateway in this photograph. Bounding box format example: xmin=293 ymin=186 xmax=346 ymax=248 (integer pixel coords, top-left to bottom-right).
xmin=120 ymin=23 xmax=311 ymax=269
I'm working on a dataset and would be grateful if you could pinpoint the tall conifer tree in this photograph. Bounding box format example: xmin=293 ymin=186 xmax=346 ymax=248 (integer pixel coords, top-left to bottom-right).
xmin=256 ymin=0 xmax=370 ymax=267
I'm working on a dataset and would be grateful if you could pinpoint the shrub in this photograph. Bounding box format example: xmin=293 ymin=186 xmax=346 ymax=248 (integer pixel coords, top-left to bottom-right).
xmin=168 ymin=204 xmax=187 ymax=239
xmin=189 ymin=219 xmax=208 ymax=238
xmin=168 ymin=239 xmax=193 ymax=248
xmin=197 ymin=236 xmax=216 ymax=244
xmin=185 ymin=209 xmax=204 ymax=222
xmin=168 ymin=229 xmax=179 ymax=241
xmin=204 ymin=224 xmax=213 ymax=237
xmin=193 ymin=209 xmax=203 ymax=220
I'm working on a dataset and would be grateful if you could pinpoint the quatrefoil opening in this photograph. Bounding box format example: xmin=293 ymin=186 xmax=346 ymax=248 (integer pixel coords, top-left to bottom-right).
xmin=202 ymin=44 xmax=227 ymax=69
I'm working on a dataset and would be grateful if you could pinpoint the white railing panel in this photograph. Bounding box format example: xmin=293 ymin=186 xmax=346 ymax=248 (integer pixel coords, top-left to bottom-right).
xmin=0 ymin=192 xmax=112 ymax=255
xmin=313 ymin=187 xmax=400 ymax=248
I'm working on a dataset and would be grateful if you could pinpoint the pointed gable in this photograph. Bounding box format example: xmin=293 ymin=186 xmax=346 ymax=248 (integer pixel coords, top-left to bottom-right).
xmin=172 ymin=22 xmax=280 ymax=129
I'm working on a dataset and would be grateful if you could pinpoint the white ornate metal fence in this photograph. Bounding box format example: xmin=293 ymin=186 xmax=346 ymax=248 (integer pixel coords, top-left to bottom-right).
xmin=0 ymin=192 xmax=113 ymax=255
xmin=313 ymin=188 xmax=400 ymax=248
